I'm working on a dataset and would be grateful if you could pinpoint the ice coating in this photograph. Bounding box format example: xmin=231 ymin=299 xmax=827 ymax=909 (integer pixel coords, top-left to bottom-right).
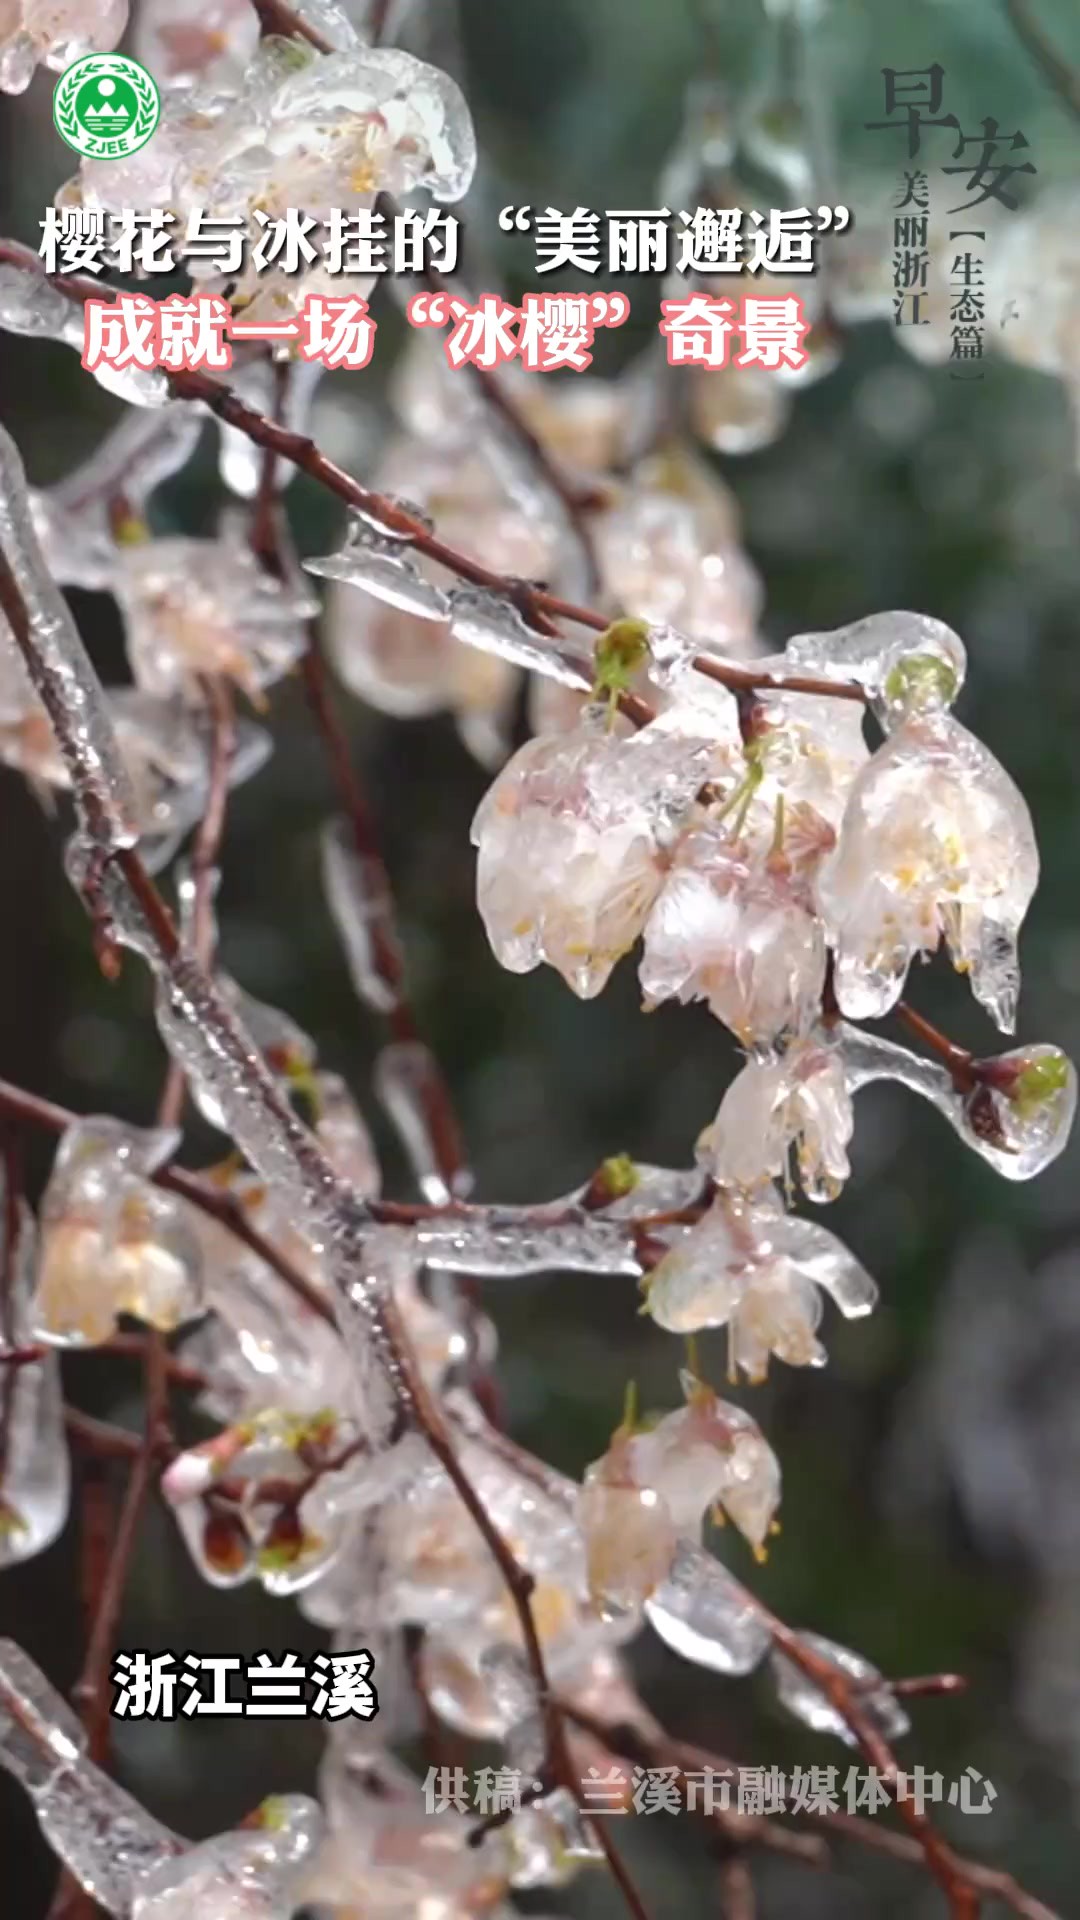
xmin=785 ymin=610 xmax=967 ymax=731
xmin=373 ymin=1040 xmax=471 ymax=1206
xmin=47 ymin=406 xmax=207 ymax=538
xmin=640 ymin=820 xmax=828 ymax=1045
xmin=114 ymin=536 xmax=314 ymax=704
xmin=216 ymin=358 xmax=320 ymax=498
xmin=150 ymin=951 xmax=348 ymax=1246
xmin=32 ymin=1116 xmax=204 ymax=1347
xmin=645 ymin=1539 xmax=773 ymax=1675
xmin=132 ymin=1796 xmax=323 ymax=1919
xmin=818 ymin=710 xmax=1040 ymax=1032
xmin=0 ymin=425 xmax=140 ymax=852
xmin=0 ymin=1640 xmax=182 ymax=1910
xmin=0 ymin=1204 xmax=69 ymax=1565
xmin=448 ymin=586 xmax=591 ymax=690
xmin=839 ymin=1022 xmax=1077 ymax=1182
xmin=699 ymin=1040 xmax=855 ymax=1203
xmin=770 ymin=1630 xmax=911 ymax=1746
xmin=1 ymin=0 xmax=129 ymax=94
xmin=69 ymin=40 xmax=476 ymax=242
xmin=0 ymin=263 xmax=167 ymax=407
xmin=643 ymin=1188 xmax=877 ymax=1379
xmin=579 ymin=1379 xmax=781 ymax=1614
xmin=415 ymin=1208 xmax=643 ymax=1279
xmin=595 ymin=475 xmax=763 ymax=653
xmin=306 ymin=517 xmax=453 ymax=623
xmin=133 ymin=0 xmax=259 ymax=89
xmin=471 ymin=708 xmax=720 ymax=999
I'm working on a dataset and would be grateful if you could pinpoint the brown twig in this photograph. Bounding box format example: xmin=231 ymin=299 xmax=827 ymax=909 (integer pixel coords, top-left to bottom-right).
xmin=561 ymin=1702 xmax=828 ymax=1868
xmin=70 ymin=1355 xmax=166 ymax=1763
xmin=892 ymin=1001 xmax=977 ymax=1092
xmin=766 ymin=1619 xmax=981 ymax=1918
xmin=816 ymin=1808 xmax=1060 ymax=1920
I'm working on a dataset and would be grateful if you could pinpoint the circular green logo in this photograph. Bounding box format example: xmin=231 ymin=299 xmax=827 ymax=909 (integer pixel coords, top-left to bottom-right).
xmin=53 ymin=54 xmax=160 ymax=161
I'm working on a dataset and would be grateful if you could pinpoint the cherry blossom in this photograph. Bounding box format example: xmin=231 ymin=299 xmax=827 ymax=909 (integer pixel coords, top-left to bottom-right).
xmin=818 ymin=709 xmax=1039 ymax=1032
xmin=643 ymin=1189 xmax=878 ymax=1381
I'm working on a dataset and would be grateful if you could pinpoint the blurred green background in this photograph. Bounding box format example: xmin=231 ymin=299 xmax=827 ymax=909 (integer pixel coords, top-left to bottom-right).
xmin=2 ymin=0 xmax=1080 ymax=1912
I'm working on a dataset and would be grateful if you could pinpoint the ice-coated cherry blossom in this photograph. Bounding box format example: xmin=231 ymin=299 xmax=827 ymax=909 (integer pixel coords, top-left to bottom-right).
xmin=113 ymin=535 xmax=315 ymax=704
xmin=471 ymin=707 xmax=721 ymax=998
xmin=302 ymin=1744 xmax=516 ymax=1914
xmin=643 ymin=1188 xmax=877 ymax=1381
xmin=579 ymin=1374 xmax=780 ymax=1613
xmin=0 ymin=1202 xmax=69 ymax=1567
xmin=32 ymin=1118 xmax=204 ymax=1347
xmin=0 ymin=0 xmax=128 ymax=94
xmin=166 ymin=1406 xmax=365 ymax=1597
xmin=699 ymin=1039 xmax=854 ymax=1203
xmin=818 ymin=709 xmax=1040 ymax=1032
xmin=640 ymin=818 xmax=828 ymax=1045
xmin=66 ymin=41 xmax=476 ymax=241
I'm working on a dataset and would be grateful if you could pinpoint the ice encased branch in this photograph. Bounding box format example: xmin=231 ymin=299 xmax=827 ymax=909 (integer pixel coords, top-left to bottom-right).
xmin=0 ymin=425 xmax=140 ymax=853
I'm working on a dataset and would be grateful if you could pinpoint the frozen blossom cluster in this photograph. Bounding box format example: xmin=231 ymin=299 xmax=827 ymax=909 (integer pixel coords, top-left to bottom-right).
xmin=0 ymin=4 xmax=1074 ymax=1918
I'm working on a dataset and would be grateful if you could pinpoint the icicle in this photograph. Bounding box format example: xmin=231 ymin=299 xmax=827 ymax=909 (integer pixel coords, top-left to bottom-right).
xmin=0 ymin=424 xmax=140 ymax=853
xmin=770 ymin=1630 xmax=911 ymax=1746
xmin=447 ymin=586 xmax=589 ymax=689
xmin=320 ymin=817 xmax=403 ymax=1016
xmin=374 ymin=1040 xmax=469 ymax=1206
xmin=644 ymin=1541 xmax=772 ymax=1675
xmin=0 ymin=1203 xmax=69 ymax=1564
xmin=305 ymin=513 xmax=451 ymax=622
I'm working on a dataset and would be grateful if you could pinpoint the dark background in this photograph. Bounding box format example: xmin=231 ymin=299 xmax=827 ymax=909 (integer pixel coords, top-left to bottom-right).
xmin=1 ymin=0 xmax=1079 ymax=1912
